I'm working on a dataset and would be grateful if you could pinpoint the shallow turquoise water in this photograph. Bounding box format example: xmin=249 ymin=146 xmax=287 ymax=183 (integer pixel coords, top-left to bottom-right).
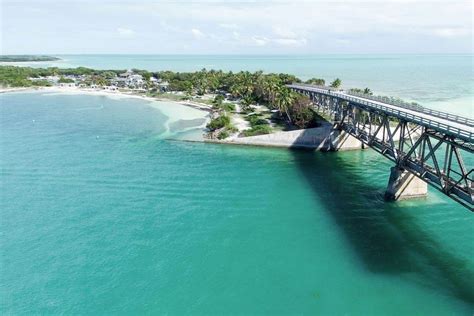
xmin=4 ymin=54 xmax=473 ymax=116
xmin=1 ymin=92 xmax=473 ymax=314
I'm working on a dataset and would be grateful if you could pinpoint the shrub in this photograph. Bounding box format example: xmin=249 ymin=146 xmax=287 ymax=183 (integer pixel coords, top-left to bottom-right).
xmin=217 ymin=130 xmax=230 ymax=139
xmin=243 ymin=125 xmax=272 ymax=136
xmin=226 ymin=125 xmax=239 ymax=134
xmin=305 ymin=78 xmax=325 ymax=86
xmin=220 ymin=102 xmax=235 ymax=112
xmin=58 ymin=77 xmax=74 ymax=83
xmin=247 ymin=115 xmax=269 ymax=127
xmin=212 ymin=94 xmax=224 ymax=106
xmin=206 ymin=115 xmax=230 ymax=131
xmin=31 ymin=80 xmax=52 ymax=87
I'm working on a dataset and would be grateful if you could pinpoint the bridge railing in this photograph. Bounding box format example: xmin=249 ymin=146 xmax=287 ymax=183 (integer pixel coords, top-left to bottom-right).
xmin=289 ymin=83 xmax=343 ymax=92
xmin=347 ymin=91 xmax=423 ymax=110
xmin=289 ymin=84 xmax=474 ymax=129
xmin=347 ymin=91 xmax=474 ymax=127
xmin=287 ymin=84 xmax=474 ymax=143
xmin=338 ymin=94 xmax=474 ymax=143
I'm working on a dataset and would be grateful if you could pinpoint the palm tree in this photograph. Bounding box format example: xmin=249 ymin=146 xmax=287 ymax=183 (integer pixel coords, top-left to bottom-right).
xmin=276 ymin=87 xmax=295 ymax=123
xmin=263 ymin=77 xmax=280 ymax=108
xmin=240 ymin=95 xmax=253 ymax=112
xmin=94 ymin=75 xmax=107 ymax=87
xmin=192 ymin=69 xmax=210 ymax=95
xmin=239 ymin=71 xmax=254 ymax=97
xmin=229 ymin=71 xmax=254 ymax=99
xmin=184 ymin=81 xmax=193 ymax=98
xmin=330 ymin=78 xmax=342 ymax=88
xmin=230 ymin=82 xmax=243 ymax=98
xmin=363 ymin=87 xmax=372 ymax=95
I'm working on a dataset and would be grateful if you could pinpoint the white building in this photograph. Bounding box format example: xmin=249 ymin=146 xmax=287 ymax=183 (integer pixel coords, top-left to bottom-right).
xmin=126 ymin=74 xmax=144 ymax=88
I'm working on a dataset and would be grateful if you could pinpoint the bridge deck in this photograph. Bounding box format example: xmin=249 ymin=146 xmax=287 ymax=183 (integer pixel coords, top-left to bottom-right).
xmin=288 ymin=84 xmax=474 ymax=143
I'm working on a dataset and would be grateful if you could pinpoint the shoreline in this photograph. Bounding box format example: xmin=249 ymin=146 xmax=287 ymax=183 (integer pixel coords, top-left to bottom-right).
xmin=1 ymin=86 xmax=213 ymax=142
xmin=0 ymin=86 xmax=362 ymax=151
xmin=0 ymin=86 xmax=214 ymax=112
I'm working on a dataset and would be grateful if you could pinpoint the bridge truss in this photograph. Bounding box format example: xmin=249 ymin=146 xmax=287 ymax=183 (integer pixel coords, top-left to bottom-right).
xmin=289 ymin=85 xmax=473 ymax=210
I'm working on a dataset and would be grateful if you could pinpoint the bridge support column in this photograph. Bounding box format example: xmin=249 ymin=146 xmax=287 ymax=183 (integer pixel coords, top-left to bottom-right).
xmin=327 ymin=125 xmax=364 ymax=151
xmin=385 ymin=167 xmax=427 ymax=200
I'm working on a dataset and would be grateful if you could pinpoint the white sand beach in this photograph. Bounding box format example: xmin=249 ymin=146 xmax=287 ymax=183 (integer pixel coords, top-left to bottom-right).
xmin=0 ymin=87 xmax=32 ymax=93
xmin=1 ymin=86 xmax=359 ymax=149
xmin=1 ymin=86 xmax=212 ymax=111
xmin=1 ymin=86 xmax=212 ymax=140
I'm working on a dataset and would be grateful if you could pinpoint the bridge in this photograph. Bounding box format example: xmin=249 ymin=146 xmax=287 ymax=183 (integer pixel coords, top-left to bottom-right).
xmin=287 ymin=83 xmax=474 ymax=211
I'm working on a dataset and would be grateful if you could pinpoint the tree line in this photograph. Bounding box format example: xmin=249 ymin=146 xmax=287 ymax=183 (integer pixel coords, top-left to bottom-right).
xmin=0 ymin=66 xmax=351 ymax=132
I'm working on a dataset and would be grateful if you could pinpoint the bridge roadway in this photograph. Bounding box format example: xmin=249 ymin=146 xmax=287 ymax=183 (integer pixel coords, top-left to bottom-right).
xmin=287 ymin=83 xmax=473 ymax=210
xmin=287 ymin=84 xmax=474 ymax=144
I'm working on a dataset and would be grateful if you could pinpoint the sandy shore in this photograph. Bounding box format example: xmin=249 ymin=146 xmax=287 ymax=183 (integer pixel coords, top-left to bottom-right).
xmin=1 ymin=86 xmax=212 ymax=140
xmin=0 ymin=86 xmax=214 ymax=112
xmin=1 ymin=86 xmax=364 ymax=150
xmin=0 ymin=87 xmax=32 ymax=94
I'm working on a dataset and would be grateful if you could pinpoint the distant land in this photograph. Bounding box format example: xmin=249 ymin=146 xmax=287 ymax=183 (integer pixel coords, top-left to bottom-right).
xmin=0 ymin=55 xmax=61 ymax=62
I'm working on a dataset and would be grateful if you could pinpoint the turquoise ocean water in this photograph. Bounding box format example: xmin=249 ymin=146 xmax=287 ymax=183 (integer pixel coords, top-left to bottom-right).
xmin=1 ymin=55 xmax=474 ymax=314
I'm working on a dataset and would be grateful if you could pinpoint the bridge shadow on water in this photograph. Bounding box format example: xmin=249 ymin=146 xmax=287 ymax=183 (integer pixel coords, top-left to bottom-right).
xmin=288 ymin=130 xmax=474 ymax=307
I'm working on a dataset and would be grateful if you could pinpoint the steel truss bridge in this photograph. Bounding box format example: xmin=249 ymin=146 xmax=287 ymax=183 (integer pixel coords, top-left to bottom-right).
xmin=287 ymin=84 xmax=474 ymax=211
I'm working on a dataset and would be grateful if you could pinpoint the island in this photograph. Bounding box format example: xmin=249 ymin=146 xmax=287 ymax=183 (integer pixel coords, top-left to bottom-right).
xmin=0 ymin=65 xmax=421 ymax=146
xmin=0 ymin=55 xmax=61 ymax=62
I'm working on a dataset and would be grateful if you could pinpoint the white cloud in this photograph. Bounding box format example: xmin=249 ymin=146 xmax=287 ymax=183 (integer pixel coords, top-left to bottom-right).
xmin=335 ymin=39 xmax=351 ymax=45
xmin=160 ymin=20 xmax=181 ymax=33
xmin=232 ymin=31 xmax=240 ymax=40
xmin=117 ymin=27 xmax=135 ymax=37
xmin=2 ymin=0 xmax=472 ymax=54
xmin=219 ymin=23 xmax=239 ymax=30
xmin=251 ymin=36 xmax=269 ymax=46
xmin=433 ymin=27 xmax=469 ymax=38
xmin=272 ymin=26 xmax=299 ymax=39
xmin=273 ymin=38 xmax=308 ymax=47
xmin=191 ymin=28 xmax=205 ymax=40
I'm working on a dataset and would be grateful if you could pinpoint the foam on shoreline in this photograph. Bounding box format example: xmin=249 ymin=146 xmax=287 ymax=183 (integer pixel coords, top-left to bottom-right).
xmin=1 ymin=86 xmax=340 ymax=148
xmin=1 ymin=86 xmax=211 ymax=140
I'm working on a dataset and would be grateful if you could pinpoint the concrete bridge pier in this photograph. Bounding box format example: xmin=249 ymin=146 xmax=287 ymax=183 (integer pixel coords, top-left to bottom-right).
xmin=385 ymin=167 xmax=428 ymax=200
xmin=327 ymin=128 xmax=364 ymax=151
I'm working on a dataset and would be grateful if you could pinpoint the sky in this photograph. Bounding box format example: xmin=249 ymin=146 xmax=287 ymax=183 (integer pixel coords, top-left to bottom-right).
xmin=1 ymin=0 xmax=473 ymax=54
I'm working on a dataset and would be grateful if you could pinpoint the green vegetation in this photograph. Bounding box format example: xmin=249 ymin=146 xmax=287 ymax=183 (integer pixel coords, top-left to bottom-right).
xmin=346 ymin=88 xmax=422 ymax=109
xmin=217 ymin=130 xmax=230 ymax=139
xmin=247 ymin=114 xmax=269 ymax=127
xmin=58 ymin=77 xmax=74 ymax=83
xmin=242 ymin=113 xmax=272 ymax=136
xmin=207 ymin=114 xmax=239 ymax=139
xmin=217 ymin=125 xmax=238 ymax=139
xmin=243 ymin=125 xmax=272 ymax=137
xmin=30 ymin=80 xmax=52 ymax=87
xmin=0 ymin=55 xmax=61 ymax=62
xmin=0 ymin=66 xmax=125 ymax=87
xmin=349 ymin=87 xmax=373 ymax=95
xmin=1 ymin=65 xmax=421 ymax=140
xmin=288 ymin=95 xmax=320 ymax=129
xmin=330 ymin=78 xmax=342 ymax=88
xmin=212 ymin=95 xmax=235 ymax=112
xmin=0 ymin=65 xmax=328 ymax=139
xmin=305 ymin=78 xmax=325 ymax=86
xmin=206 ymin=115 xmax=231 ymax=131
